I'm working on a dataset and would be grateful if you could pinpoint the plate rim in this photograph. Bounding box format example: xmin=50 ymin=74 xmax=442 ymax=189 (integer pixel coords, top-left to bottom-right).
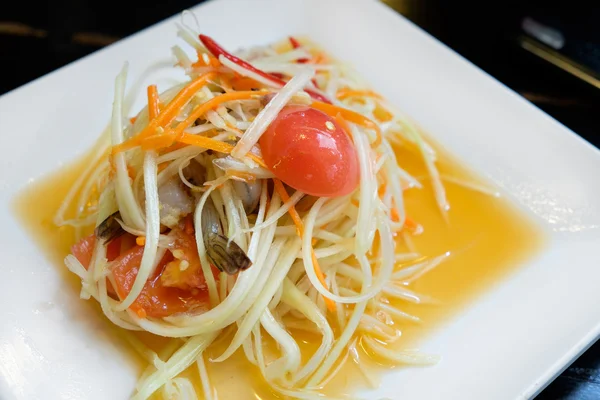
xmin=1 ymin=1 xmax=600 ymax=399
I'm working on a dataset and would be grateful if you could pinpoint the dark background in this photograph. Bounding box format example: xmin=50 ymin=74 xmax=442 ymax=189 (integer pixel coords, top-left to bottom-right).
xmin=2 ymin=1 xmax=600 ymax=398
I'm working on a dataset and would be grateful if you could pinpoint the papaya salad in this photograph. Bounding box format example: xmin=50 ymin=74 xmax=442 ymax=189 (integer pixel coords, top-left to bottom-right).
xmin=58 ymin=22 xmax=449 ymax=400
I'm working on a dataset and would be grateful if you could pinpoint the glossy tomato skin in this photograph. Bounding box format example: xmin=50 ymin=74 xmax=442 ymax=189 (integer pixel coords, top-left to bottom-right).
xmin=71 ymin=234 xmax=95 ymax=268
xmin=71 ymin=232 xmax=212 ymax=318
xmin=111 ymin=248 xmax=210 ymax=318
xmin=259 ymin=106 xmax=359 ymax=197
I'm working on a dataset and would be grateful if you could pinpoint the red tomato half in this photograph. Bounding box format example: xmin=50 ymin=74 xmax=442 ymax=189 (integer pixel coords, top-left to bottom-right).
xmin=259 ymin=105 xmax=359 ymax=197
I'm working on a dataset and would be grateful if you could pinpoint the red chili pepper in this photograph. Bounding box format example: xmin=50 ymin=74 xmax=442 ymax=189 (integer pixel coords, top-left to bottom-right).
xmin=289 ymin=37 xmax=320 ymax=87
xmin=289 ymin=36 xmax=302 ymax=49
xmin=289 ymin=36 xmax=309 ymax=64
xmin=199 ymin=34 xmax=331 ymax=103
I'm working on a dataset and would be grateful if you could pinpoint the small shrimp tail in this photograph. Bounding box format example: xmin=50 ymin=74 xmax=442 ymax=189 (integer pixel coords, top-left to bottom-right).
xmin=205 ymin=232 xmax=252 ymax=275
xmin=95 ymin=211 xmax=125 ymax=244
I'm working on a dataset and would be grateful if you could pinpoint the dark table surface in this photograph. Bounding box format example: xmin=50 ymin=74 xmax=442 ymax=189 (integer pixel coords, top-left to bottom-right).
xmin=3 ymin=1 xmax=600 ymax=398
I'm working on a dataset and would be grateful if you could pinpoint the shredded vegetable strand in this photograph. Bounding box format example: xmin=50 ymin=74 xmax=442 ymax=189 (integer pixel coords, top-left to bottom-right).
xmin=132 ymin=332 xmax=218 ymax=400
xmin=194 ymin=184 xmax=223 ymax=306
xmin=261 ymin=308 xmax=302 ymax=381
xmin=282 ymin=278 xmax=333 ymax=384
xmin=174 ymin=91 xmax=265 ymax=139
xmin=312 ymin=101 xmax=382 ymax=147
xmin=116 ymin=150 xmax=160 ymax=311
xmin=177 ymin=133 xmax=266 ymax=167
xmin=212 ymin=237 xmax=301 ymax=362
xmin=111 ymin=64 xmax=146 ymax=230
xmin=113 ymin=72 xmax=216 ymax=154
xmin=232 ymin=68 xmax=314 ymax=158
xmin=138 ymin=192 xmax=279 ymax=337
xmin=196 ymin=352 xmax=214 ymax=400
xmin=273 ymin=179 xmax=335 ymax=311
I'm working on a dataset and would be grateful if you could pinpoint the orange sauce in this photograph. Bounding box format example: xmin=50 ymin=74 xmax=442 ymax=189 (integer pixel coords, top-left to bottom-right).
xmin=13 ymin=140 xmax=545 ymax=399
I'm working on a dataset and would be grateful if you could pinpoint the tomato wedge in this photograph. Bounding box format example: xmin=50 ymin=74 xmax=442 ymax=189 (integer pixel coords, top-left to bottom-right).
xmin=71 ymin=234 xmax=119 ymax=297
xmin=160 ymin=228 xmax=218 ymax=291
xmin=71 ymin=234 xmax=122 ymax=265
xmin=71 ymin=234 xmax=96 ymax=268
xmin=70 ymin=233 xmax=212 ymax=318
xmin=110 ymin=247 xmax=210 ymax=318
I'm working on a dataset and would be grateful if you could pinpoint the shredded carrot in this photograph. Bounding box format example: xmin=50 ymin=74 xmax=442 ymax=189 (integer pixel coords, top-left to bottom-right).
xmin=157 ymin=162 xmax=170 ymax=173
xmin=231 ymin=77 xmax=262 ymax=91
xmin=348 ymin=97 xmax=366 ymax=105
xmin=177 ymin=133 xmax=266 ymax=167
xmin=273 ymin=179 xmax=304 ymax=237
xmin=273 ymin=179 xmax=335 ymax=311
xmin=127 ymin=165 xmax=136 ymax=180
xmin=354 ymin=192 xmax=416 ymax=230
xmin=159 ymin=142 xmax=188 ymax=155
xmin=192 ymin=51 xmax=221 ymax=68
xmin=373 ymin=102 xmax=393 ymax=123
xmin=219 ymin=74 xmax=233 ymax=92
xmin=312 ymin=101 xmax=382 ymax=148
xmin=390 ymin=207 xmax=400 ymax=222
xmin=389 ymin=205 xmax=419 ymax=232
xmin=222 ymin=117 xmax=244 ymax=136
xmin=310 ymin=53 xmax=325 ymax=64
xmin=134 ymin=85 xmax=168 ymax=152
xmin=226 ymin=170 xmax=256 ymax=182
xmin=147 ymin=85 xmax=160 ymax=120
xmin=112 ymin=72 xmax=217 ymax=154
xmin=136 ymin=236 xmax=146 ymax=246
xmin=115 ymin=83 xmax=263 ymax=156
xmin=129 ymin=117 xmax=137 ymax=124
xmin=178 ymin=133 xmax=234 ymax=153
xmin=311 ymin=251 xmax=334 ymax=310
xmin=245 ymin=153 xmax=267 ymax=169
xmin=172 ymin=90 xmax=265 ymax=140
xmin=404 ymin=215 xmax=419 ymax=230
xmin=336 ymin=88 xmax=382 ymax=100
xmin=108 ymin=158 xmax=116 ymax=180
xmin=141 ymin=132 xmax=175 ymax=151
xmin=332 ymin=113 xmax=354 ymax=142
xmin=154 ymin=72 xmax=215 ymax=125
xmin=376 ymin=181 xmax=418 ymax=229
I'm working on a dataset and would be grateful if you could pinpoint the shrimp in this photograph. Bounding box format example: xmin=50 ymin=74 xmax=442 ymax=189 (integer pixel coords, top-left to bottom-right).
xmin=232 ymin=180 xmax=262 ymax=214
xmin=95 ymin=211 xmax=124 ymax=243
xmin=201 ymin=198 xmax=252 ymax=274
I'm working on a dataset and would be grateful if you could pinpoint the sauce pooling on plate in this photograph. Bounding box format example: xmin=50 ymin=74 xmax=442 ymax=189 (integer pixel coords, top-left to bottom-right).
xmin=15 ymin=137 xmax=544 ymax=399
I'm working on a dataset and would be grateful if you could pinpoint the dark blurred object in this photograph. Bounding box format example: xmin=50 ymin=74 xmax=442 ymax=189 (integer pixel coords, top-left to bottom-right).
xmin=520 ymin=11 xmax=600 ymax=82
xmin=381 ymin=0 xmax=600 ymax=147
xmin=2 ymin=1 xmax=600 ymax=398
xmin=0 ymin=0 xmax=200 ymax=94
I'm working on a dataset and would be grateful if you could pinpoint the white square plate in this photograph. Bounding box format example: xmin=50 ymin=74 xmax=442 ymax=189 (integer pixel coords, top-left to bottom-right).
xmin=2 ymin=0 xmax=600 ymax=399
